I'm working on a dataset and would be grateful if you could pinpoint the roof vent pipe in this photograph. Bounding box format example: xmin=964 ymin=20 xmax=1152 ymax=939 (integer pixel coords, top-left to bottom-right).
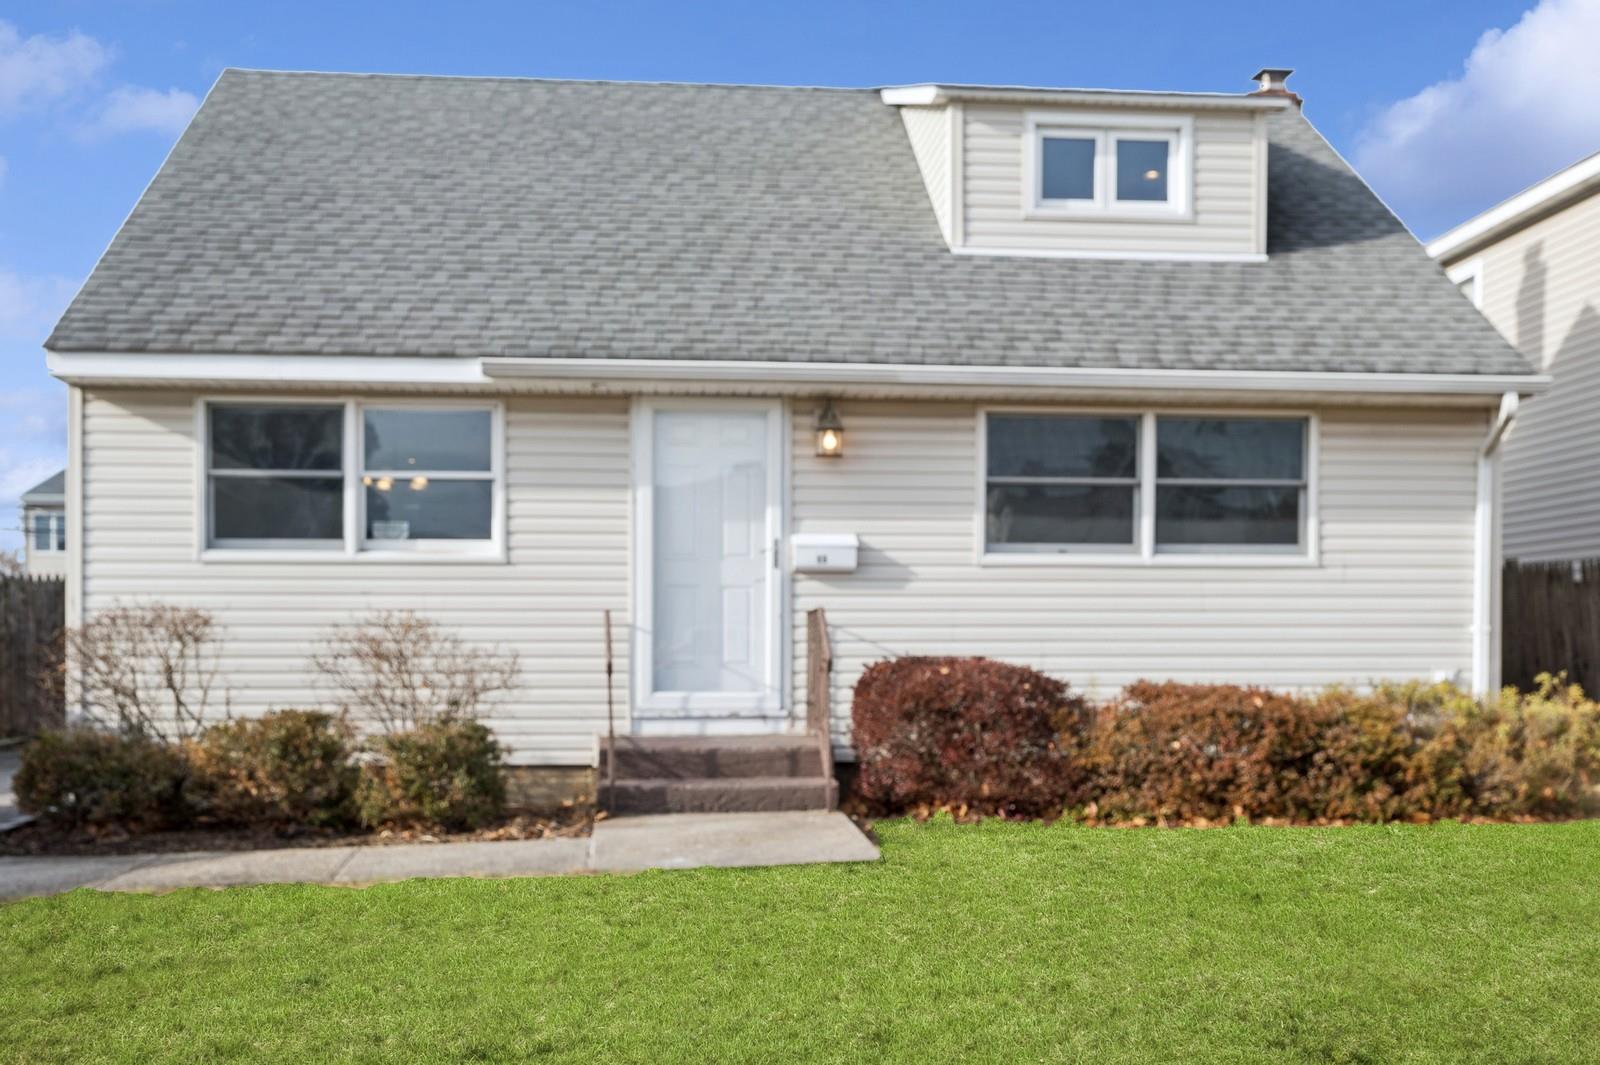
xmin=1251 ymin=67 xmax=1301 ymax=106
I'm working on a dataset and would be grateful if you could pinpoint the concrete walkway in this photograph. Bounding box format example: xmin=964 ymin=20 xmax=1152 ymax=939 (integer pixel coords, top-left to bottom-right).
xmin=0 ymin=811 xmax=879 ymax=901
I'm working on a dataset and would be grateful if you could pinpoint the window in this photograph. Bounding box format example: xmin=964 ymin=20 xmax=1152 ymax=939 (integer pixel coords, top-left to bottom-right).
xmin=1029 ymin=113 xmax=1191 ymax=218
xmin=207 ymin=405 xmax=344 ymax=546
xmin=203 ymin=401 xmax=501 ymax=557
xmin=361 ymin=408 xmax=494 ymax=545
xmin=982 ymin=411 xmax=1311 ymax=561
xmin=30 ymin=512 xmax=65 ymax=553
xmin=1155 ymin=417 xmax=1306 ymax=552
xmin=986 ymin=414 xmax=1139 ymax=552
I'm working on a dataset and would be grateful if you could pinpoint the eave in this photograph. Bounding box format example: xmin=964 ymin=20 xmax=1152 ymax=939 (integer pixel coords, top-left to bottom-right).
xmin=46 ymin=351 xmax=1549 ymax=407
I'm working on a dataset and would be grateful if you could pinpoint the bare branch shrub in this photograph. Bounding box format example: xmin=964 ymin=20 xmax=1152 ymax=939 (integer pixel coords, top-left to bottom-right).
xmin=312 ymin=610 xmax=521 ymax=734
xmin=65 ymin=603 xmax=229 ymax=742
xmin=0 ymin=549 xmax=22 ymax=577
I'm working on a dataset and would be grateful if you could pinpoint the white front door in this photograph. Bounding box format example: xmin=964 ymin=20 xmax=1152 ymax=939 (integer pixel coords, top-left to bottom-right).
xmin=633 ymin=402 xmax=783 ymax=722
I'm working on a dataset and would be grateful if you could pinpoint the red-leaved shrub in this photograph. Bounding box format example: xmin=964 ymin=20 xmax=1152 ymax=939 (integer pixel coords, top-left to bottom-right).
xmin=1080 ymin=681 xmax=1327 ymax=823
xmin=851 ymin=657 xmax=1087 ymax=816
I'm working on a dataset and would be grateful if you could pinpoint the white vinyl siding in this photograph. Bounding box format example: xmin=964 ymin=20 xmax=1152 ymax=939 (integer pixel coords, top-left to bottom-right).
xmin=82 ymin=389 xmax=1482 ymax=763
xmin=791 ymin=402 xmax=1480 ymax=746
xmin=961 ymin=104 xmax=1261 ymax=257
xmin=80 ymin=390 xmax=629 ymax=765
xmin=1461 ymin=189 xmax=1600 ymax=561
xmin=898 ymin=105 xmax=953 ymax=244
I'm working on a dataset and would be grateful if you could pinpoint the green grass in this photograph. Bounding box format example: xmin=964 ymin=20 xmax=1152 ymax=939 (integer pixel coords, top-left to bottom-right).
xmin=3 ymin=819 xmax=1598 ymax=1064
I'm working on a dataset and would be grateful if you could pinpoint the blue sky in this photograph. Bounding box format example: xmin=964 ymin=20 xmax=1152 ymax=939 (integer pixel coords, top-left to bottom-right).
xmin=3 ymin=0 xmax=1598 ymax=552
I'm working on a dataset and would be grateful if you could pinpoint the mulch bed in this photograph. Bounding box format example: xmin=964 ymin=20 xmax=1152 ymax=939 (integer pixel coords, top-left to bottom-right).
xmin=0 ymin=807 xmax=594 ymax=857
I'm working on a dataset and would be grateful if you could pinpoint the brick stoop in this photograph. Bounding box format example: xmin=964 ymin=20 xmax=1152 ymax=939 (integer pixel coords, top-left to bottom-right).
xmin=599 ymin=736 xmax=838 ymax=814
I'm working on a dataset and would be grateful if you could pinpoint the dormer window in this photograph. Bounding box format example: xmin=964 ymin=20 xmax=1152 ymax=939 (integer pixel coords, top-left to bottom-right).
xmin=1027 ymin=112 xmax=1192 ymax=220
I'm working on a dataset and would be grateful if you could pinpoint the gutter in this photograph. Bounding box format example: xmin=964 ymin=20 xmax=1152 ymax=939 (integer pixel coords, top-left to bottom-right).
xmin=479 ymin=358 xmax=1549 ymax=399
xmin=46 ymin=351 xmax=1550 ymax=400
xmin=1470 ymin=391 xmax=1519 ymax=697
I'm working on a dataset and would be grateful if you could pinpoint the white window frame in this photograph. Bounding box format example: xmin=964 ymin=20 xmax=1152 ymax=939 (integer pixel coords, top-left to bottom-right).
xmin=1024 ymin=111 xmax=1194 ymax=221
xmin=29 ymin=510 xmax=66 ymax=554
xmin=196 ymin=396 xmax=506 ymax=563
xmin=977 ymin=407 xmax=1318 ymax=567
xmin=1446 ymin=259 xmax=1484 ymax=309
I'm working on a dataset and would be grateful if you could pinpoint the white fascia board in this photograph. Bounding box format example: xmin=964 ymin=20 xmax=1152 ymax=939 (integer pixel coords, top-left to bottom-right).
xmin=879 ymin=84 xmax=1289 ymax=112
xmin=482 ymin=356 xmax=1549 ymax=399
xmin=1428 ymin=149 xmax=1600 ymax=261
xmin=47 ymin=352 xmax=491 ymax=387
xmin=47 ymin=350 xmax=1550 ymax=400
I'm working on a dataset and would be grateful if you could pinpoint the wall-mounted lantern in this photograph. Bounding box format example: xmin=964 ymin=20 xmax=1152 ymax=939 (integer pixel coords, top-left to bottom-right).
xmin=815 ymin=400 xmax=845 ymax=458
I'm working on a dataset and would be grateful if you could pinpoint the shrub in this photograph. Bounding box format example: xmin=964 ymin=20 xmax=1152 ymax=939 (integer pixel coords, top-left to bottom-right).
xmin=852 ymin=657 xmax=1087 ymax=816
xmin=14 ymin=729 xmax=190 ymax=829
xmin=1081 ymin=681 xmax=1330 ymax=823
xmin=356 ymin=719 xmax=507 ymax=830
xmin=313 ymin=610 xmax=521 ymax=734
xmin=1299 ymin=688 xmax=1419 ymax=822
xmin=64 ymin=603 xmax=228 ymax=741
xmin=186 ymin=710 xmax=359 ymax=829
xmin=1399 ymin=676 xmax=1600 ymax=819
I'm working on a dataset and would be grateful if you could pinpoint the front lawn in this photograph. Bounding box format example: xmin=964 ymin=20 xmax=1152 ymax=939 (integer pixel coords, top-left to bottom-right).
xmin=3 ymin=819 xmax=1597 ymax=1063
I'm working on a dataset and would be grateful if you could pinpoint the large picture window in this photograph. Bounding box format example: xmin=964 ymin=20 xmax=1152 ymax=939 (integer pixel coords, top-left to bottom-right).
xmin=207 ymin=404 xmax=345 ymax=546
xmin=1155 ymin=418 xmax=1306 ymax=551
xmin=362 ymin=408 xmax=494 ymax=545
xmin=985 ymin=414 xmax=1139 ymax=552
xmin=983 ymin=411 xmax=1311 ymax=561
xmin=203 ymin=401 xmax=501 ymax=557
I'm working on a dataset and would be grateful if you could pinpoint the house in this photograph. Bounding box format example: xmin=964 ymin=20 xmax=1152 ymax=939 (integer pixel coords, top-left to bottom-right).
xmin=1428 ymin=149 xmax=1600 ymax=562
xmin=18 ymin=470 xmax=66 ymax=579
xmin=44 ymin=67 xmax=1543 ymax=807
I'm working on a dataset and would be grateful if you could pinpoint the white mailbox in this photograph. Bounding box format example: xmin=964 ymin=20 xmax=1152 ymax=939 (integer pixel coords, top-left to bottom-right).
xmin=791 ymin=533 xmax=859 ymax=573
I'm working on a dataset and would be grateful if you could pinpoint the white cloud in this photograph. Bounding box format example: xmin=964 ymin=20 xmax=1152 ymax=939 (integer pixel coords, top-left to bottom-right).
xmin=81 ymin=84 xmax=198 ymax=139
xmin=0 ymin=269 xmax=78 ymax=343
xmin=0 ymin=388 xmax=67 ymax=550
xmin=0 ymin=19 xmax=111 ymax=115
xmin=1354 ymin=0 xmax=1600 ymax=239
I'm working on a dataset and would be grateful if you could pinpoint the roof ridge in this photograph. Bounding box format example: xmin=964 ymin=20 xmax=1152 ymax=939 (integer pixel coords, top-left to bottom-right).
xmin=218 ymin=68 xmax=878 ymax=94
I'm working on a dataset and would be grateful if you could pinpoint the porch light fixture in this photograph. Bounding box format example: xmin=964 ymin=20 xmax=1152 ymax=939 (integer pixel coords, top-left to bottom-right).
xmin=815 ymin=400 xmax=845 ymax=458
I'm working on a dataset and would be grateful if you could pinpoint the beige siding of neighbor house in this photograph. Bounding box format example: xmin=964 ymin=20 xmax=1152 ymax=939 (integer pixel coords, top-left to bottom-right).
xmin=1461 ymin=189 xmax=1600 ymax=560
xmin=79 ymin=389 xmax=631 ymax=765
xmin=790 ymin=402 xmax=1482 ymax=744
xmin=898 ymin=105 xmax=953 ymax=245
xmin=82 ymin=389 xmax=1482 ymax=763
xmin=959 ymin=104 xmax=1262 ymax=257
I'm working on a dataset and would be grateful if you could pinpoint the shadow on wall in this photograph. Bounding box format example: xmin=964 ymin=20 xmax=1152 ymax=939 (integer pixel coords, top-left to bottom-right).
xmin=1503 ymin=302 xmax=1600 ymax=560
xmin=1517 ymin=242 xmax=1548 ymax=367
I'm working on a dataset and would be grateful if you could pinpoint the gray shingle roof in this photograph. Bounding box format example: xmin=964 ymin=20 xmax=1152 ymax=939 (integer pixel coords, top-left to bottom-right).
xmin=20 ymin=470 xmax=65 ymax=505
xmin=47 ymin=70 xmax=1533 ymax=377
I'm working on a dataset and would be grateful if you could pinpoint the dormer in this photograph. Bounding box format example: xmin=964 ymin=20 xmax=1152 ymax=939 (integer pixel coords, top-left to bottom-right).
xmin=882 ymin=71 xmax=1297 ymax=262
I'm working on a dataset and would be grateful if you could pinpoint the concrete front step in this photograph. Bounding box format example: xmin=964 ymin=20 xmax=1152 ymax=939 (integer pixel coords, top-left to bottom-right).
xmin=600 ymin=735 xmax=825 ymax=780
xmin=605 ymin=775 xmax=838 ymax=814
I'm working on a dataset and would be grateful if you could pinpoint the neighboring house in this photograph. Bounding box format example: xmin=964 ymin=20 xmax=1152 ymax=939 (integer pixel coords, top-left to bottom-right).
xmin=1428 ymin=150 xmax=1600 ymax=562
xmin=18 ymin=470 xmax=66 ymax=579
xmin=43 ymin=67 xmax=1542 ymax=799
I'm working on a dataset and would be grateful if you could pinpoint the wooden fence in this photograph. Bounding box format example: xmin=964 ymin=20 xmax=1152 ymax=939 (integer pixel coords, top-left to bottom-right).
xmin=0 ymin=575 xmax=65 ymax=737
xmin=1502 ymin=559 xmax=1600 ymax=694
